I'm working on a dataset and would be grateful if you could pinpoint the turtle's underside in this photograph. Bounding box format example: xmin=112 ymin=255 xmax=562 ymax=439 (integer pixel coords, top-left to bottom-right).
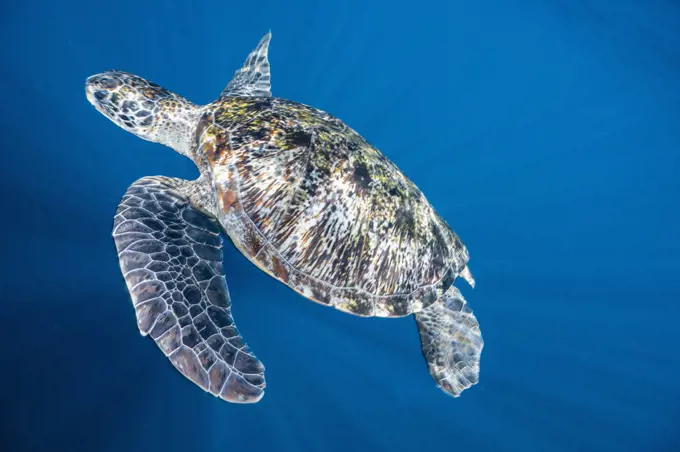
xmin=86 ymin=31 xmax=483 ymax=404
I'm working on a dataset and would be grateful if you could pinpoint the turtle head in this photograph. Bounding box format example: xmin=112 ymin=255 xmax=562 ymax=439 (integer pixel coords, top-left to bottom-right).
xmin=86 ymin=70 xmax=199 ymax=156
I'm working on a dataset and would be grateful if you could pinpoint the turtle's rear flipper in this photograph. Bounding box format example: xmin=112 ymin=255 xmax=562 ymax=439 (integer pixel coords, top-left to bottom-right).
xmin=113 ymin=176 xmax=265 ymax=403
xmin=414 ymin=284 xmax=483 ymax=397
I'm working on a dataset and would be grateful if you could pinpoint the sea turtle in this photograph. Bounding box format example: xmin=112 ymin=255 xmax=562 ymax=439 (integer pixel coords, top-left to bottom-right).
xmin=85 ymin=32 xmax=483 ymax=403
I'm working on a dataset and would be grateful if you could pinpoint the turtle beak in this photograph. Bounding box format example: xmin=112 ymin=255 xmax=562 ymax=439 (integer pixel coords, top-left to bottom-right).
xmin=85 ymin=76 xmax=104 ymax=108
xmin=85 ymin=81 xmax=97 ymax=105
xmin=85 ymin=72 xmax=121 ymax=108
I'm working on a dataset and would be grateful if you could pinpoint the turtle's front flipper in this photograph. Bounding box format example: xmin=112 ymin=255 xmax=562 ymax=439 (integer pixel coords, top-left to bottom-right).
xmin=113 ymin=176 xmax=265 ymax=403
xmin=221 ymin=31 xmax=272 ymax=98
xmin=414 ymin=284 xmax=484 ymax=397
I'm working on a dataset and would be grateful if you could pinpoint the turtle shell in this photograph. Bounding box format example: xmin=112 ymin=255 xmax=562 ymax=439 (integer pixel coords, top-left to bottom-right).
xmin=196 ymin=97 xmax=470 ymax=317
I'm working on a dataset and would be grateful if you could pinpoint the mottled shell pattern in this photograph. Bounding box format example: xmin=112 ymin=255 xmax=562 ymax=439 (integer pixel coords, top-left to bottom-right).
xmin=194 ymin=97 xmax=472 ymax=318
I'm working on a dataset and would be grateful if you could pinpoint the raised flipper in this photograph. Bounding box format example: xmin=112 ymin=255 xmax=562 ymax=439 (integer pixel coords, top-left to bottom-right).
xmin=112 ymin=176 xmax=265 ymax=403
xmin=414 ymin=284 xmax=483 ymax=397
xmin=221 ymin=31 xmax=272 ymax=98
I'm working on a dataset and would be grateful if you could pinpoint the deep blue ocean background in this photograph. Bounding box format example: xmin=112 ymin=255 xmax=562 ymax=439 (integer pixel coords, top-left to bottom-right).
xmin=1 ymin=1 xmax=679 ymax=451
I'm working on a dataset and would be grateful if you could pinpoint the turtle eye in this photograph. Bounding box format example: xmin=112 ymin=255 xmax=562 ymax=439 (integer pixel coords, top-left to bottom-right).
xmin=99 ymin=77 xmax=119 ymax=89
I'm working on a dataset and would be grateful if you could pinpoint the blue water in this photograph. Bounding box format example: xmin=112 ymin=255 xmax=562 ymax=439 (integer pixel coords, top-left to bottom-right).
xmin=2 ymin=1 xmax=679 ymax=451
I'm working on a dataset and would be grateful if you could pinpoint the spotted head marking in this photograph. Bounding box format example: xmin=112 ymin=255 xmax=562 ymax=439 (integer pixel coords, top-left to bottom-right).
xmin=85 ymin=70 xmax=199 ymax=156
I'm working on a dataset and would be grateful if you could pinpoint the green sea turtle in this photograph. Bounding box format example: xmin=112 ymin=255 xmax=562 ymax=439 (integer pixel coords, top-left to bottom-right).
xmin=85 ymin=32 xmax=483 ymax=403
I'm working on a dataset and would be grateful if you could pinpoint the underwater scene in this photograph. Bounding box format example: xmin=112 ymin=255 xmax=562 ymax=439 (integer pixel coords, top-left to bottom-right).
xmin=1 ymin=0 xmax=679 ymax=451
